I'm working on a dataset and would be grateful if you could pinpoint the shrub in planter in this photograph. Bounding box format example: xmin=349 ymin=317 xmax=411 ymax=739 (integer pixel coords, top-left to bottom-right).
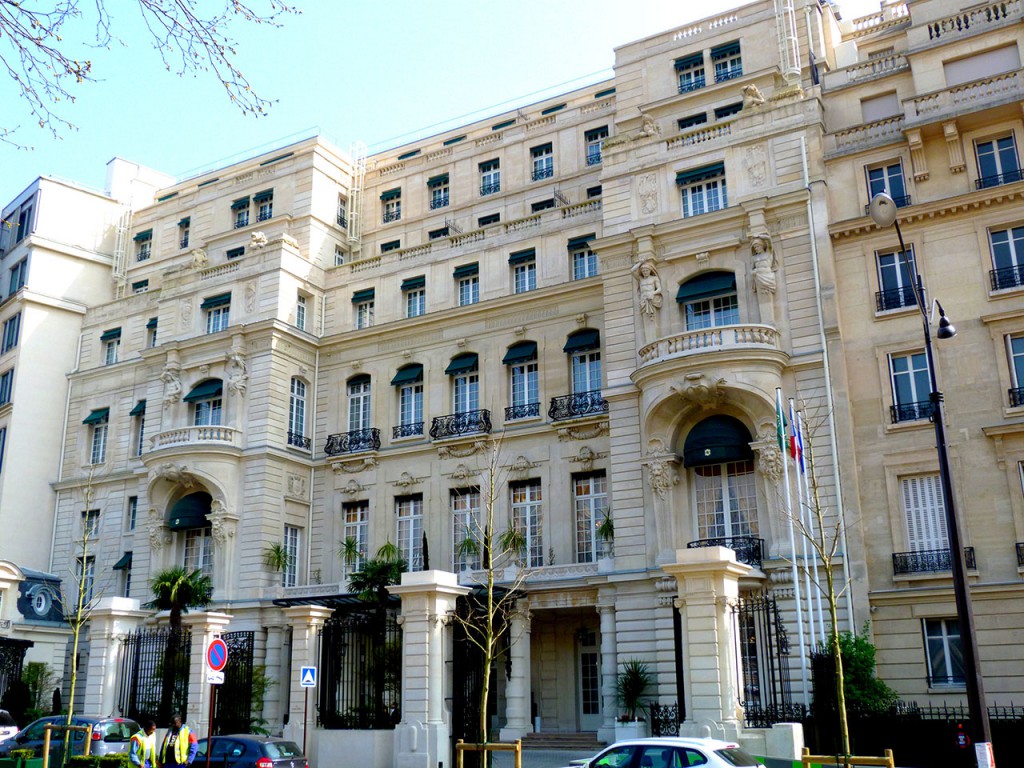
xmin=616 ymin=658 xmax=652 ymax=722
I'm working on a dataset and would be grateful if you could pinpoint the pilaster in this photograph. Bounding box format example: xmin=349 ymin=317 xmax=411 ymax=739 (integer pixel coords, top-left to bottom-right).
xmin=180 ymin=611 xmax=232 ymax=735
xmin=281 ymin=605 xmax=333 ymax=747
xmin=82 ymin=597 xmax=149 ymax=716
xmin=500 ymin=604 xmax=532 ymax=740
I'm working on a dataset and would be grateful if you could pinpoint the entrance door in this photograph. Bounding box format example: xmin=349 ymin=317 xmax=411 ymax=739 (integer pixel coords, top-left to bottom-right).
xmin=577 ymin=629 xmax=602 ymax=731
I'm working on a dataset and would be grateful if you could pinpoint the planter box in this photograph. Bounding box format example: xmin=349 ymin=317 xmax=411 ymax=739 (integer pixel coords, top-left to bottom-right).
xmin=614 ymin=721 xmax=649 ymax=741
xmin=0 ymin=759 xmax=46 ymax=768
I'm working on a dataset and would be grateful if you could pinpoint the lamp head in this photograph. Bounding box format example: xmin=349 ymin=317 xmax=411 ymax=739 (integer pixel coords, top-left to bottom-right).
xmin=935 ymin=300 xmax=957 ymax=340
xmin=868 ymin=192 xmax=898 ymax=228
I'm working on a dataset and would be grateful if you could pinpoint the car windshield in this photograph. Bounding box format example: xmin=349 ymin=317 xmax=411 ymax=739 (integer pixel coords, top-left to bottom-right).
xmin=101 ymin=721 xmax=137 ymax=742
xmin=263 ymin=741 xmax=303 ymax=759
xmin=714 ymin=747 xmax=760 ymax=767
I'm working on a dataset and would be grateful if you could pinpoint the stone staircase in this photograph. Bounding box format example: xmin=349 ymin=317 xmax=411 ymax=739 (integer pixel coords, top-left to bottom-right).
xmin=519 ymin=731 xmax=605 ymax=751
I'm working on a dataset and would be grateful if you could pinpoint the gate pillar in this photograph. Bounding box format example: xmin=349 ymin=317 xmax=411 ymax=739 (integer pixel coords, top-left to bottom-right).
xmin=499 ymin=602 xmax=532 ymax=741
xmin=83 ymin=597 xmax=148 ymax=718
xmin=388 ymin=570 xmax=469 ymax=768
xmin=661 ymin=546 xmax=750 ymax=742
xmin=281 ymin=605 xmax=333 ymax=746
xmin=180 ymin=611 xmax=232 ymax=735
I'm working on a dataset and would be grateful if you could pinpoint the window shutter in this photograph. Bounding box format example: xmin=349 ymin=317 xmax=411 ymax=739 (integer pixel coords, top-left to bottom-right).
xmin=902 ymin=475 xmax=948 ymax=551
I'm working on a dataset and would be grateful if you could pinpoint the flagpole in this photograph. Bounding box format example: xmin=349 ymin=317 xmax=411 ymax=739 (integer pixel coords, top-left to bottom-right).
xmin=791 ymin=399 xmax=817 ymax=653
xmin=799 ymin=410 xmax=827 ymax=644
xmin=778 ymin=388 xmax=808 ymax=706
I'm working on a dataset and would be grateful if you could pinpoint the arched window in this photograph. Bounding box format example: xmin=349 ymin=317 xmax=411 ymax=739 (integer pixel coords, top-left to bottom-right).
xmin=676 ymin=271 xmax=738 ymax=330
xmin=684 ymin=415 xmax=757 ymax=541
xmin=168 ymin=491 xmax=214 ymax=579
xmin=347 ymin=374 xmax=371 ymax=431
xmin=184 ymin=379 xmax=223 ymax=426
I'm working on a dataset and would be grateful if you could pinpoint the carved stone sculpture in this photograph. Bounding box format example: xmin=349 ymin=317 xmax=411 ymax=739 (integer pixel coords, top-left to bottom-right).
xmin=632 ymin=260 xmax=663 ymax=318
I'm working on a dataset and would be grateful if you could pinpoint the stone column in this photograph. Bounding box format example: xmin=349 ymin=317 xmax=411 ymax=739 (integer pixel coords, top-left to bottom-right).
xmin=500 ymin=604 xmax=532 ymax=740
xmin=208 ymin=501 xmax=239 ymax=599
xmin=661 ymin=546 xmax=750 ymax=743
xmin=597 ymin=601 xmax=618 ymax=744
xmin=281 ymin=606 xmax=333 ymax=747
xmin=83 ymin=597 xmax=149 ymax=716
xmin=261 ymin=624 xmax=286 ymax=730
xmin=388 ymin=570 xmax=469 ymax=768
xmin=180 ymin=611 xmax=232 ymax=735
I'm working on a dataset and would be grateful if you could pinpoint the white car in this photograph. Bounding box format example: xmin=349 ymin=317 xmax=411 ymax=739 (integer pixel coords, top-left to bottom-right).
xmin=573 ymin=737 xmax=760 ymax=768
xmin=0 ymin=710 xmax=18 ymax=742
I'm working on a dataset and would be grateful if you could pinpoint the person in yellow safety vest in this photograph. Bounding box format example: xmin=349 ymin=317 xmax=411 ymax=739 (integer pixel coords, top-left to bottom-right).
xmin=158 ymin=714 xmax=198 ymax=768
xmin=129 ymin=721 xmax=157 ymax=768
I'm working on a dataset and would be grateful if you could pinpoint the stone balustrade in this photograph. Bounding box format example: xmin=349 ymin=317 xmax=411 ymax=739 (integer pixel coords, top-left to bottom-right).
xmin=666 ymin=121 xmax=733 ymax=151
xmin=638 ymin=324 xmax=781 ymax=365
xmin=908 ymin=68 xmax=1021 ymax=126
xmin=151 ymin=425 xmax=242 ymax=450
xmin=827 ymin=115 xmax=905 ymax=157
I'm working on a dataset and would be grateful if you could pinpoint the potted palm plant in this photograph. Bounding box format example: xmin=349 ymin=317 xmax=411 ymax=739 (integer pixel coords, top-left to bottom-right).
xmin=615 ymin=658 xmax=652 ymax=741
xmin=597 ymin=510 xmax=614 ymax=572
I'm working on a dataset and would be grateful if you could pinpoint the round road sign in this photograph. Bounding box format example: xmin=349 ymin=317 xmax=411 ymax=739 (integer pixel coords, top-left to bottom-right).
xmin=207 ymin=637 xmax=228 ymax=672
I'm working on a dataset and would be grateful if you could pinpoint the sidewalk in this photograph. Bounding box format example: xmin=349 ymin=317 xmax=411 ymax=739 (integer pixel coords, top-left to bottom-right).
xmin=492 ymin=748 xmax=594 ymax=768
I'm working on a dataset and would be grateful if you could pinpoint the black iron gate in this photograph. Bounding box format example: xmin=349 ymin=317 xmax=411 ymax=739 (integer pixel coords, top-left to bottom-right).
xmin=117 ymin=629 xmax=192 ymax=723
xmin=214 ymin=631 xmax=255 ymax=734
xmin=0 ymin=638 xmax=32 ymax=708
xmin=732 ymin=595 xmax=800 ymax=727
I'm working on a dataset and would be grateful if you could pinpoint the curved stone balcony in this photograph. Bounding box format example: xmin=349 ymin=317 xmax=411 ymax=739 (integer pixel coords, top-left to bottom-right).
xmin=639 ymin=324 xmax=782 ymax=365
xmin=150 ymin=425 xmax=243 ymax=451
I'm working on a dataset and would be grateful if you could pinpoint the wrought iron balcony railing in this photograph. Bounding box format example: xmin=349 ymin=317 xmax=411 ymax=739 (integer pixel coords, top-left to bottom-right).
xmin=257 ymin=211 xmax=273 ymax=222
xmin=336 ymin=213 xmax=348 ymax=228
xmin=505 ymin=402 xmax=541 ymax=421
xmin=548 ymin=390 xmax=609 ymax=421
xmin=179 ymin=237 xmax=189 ymax=249
xmin=287 ymin=431 xmax=311 ymax=450
xmin=990 ymin=264 xmax=1024 ymax=291
xmin=234 ymin=216 xmax=249 ymax=229
xmin=876 ymin=286 xmax=917 ymax=312
xmin=480 ymin=181 xmax=501 ymax=196
xmin=382 ymin=210 xmax=401 ymax=224
xmin=892 ymin=547 xmax=976 ymax=575
xmin=926 ymin=673 xmax=965 ymax=688
xmin=429 ymin=410 xmax=492 ymax=440
xmin=687 ymin=536 xmax=765 ymax=568
xmin=1010 ymin=388 xmax=1024 ymax=407
xmin=531 ymin=167 xmax=554 ymax=181
xmin=715 ymin=65 xmax=743 ymax=82
xmin=324 ymin=428 xmax=381 ymax=455
xmin=678 ymin=76 xmax=706 ymax=93
xmin=392 ymin=422 xmax=424 ymax=439
xmin=586 ymin=152 xmax=602 ymax=166
xmin=976 ymin=168 xmax=1024 ymax=190
xmin=429 ymin=194 xmax=450 ymax=209
xmin=864 ymin=195 xmax=911 ymax=216
xmin=890 ymin=400 xmax=935 ymax=423
xmin=1017 ymin=542 xmax=1024 ymax=567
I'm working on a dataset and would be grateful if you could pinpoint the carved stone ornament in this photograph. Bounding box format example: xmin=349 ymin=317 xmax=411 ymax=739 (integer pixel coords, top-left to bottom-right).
xmin=632 ymin=259 xmax=663 ymax=318
xmin=646 ymin=459 xmax=679 ymax=499
xmin=281 ymin=233 xmax=299 ymax=248
xmin=209 ymin=499 xmax=239 ymax=545
xmin=638 ymin=173 xmax=659 ymax=215
xmin=250 ymin=231 xmax=269 ymax=249
xmin=671 ymin=378 xmax=727 ymax=411
xmin=557 ymin=422 xmax=609 ymax=442
xmin=147 ymin=507 xmax=171 ymax=551
xmin=437 ymin=439 xmax=489 ymax=459
xmin=741 ymin=83 xmax=765 ymax=109
xmin=179 ymin=297 xmax=193 ymax=331
xmin=245 ymin=280 xmax=258 ymax=313
xmin=340 ymin=479 xmax=366 ymax=495
xmin=570 ymin=446 xmax=597 ymax=472
xmin=695 ymin=250 xmax=711 ymax=267
xmin=286 ymin=474 xmax=307 ymax=499
xmin=392 ymin=471 xmax=425 ymax=488
xmin=151 ymin=462 xmax=198 ymax=489
xmin=750 ymin=233 xmax=777 ymax=295
xmin=331 ymin=457 xmax=379 ymax=474
xmin=447 ymin=463 xmax=479 ymax=481
xmin=227 ymin=348 xmax=248 ymax=396
xmin=161 ymin=363 xmax=183 ymax=406
xmin=508 ymin=455 xmax=538 ymax=475
xmin=190 ymin=248 xmax=209 ymax=269
xmin=744 ymin=144 xmax=769 ymax=190
xmin=752 ymin=430 xmax=783 ymax=484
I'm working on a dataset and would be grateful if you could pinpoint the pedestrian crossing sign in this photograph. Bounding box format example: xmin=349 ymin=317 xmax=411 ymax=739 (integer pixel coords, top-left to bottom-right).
xmin=300 ymin=666 xmax=317 ymax=688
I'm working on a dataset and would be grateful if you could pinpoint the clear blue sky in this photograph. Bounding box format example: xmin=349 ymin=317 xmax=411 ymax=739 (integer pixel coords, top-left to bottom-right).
xmin=0 ymin=0 xmax=879 ymax=204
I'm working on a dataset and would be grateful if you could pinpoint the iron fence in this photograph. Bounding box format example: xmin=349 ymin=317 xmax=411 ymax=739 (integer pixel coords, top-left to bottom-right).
xmin=732 ymin=595 xmax=794 ymax=728
xmin=213 ymin=631 xmax=255 ymax=734
xmin=117 ymin=629 xmax=192 ymax=724
xmin=649 ymin=703 xmax=681 ymax=737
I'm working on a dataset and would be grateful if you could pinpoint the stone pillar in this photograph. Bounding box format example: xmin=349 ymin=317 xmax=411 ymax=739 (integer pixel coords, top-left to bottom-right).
xmin=597 ymin=602 xmax=618 ymax=744
xmin=661 ymin=546 xmax=750 ymax=742
xmin=180 ymin=611 xmax=232 ymax=735
xmin=281 ymin=606 xmax=333 ymax=747
xmin=388 ymin=570 xmax=469 ymax=768
xmin=262 ymin=624 xmax=286 ymax=731
xmin=500 ymin=604 xmax=532 ymax=740
xmin=83 ymin=597 xmax=148 ymax=716
xmin=208 ymin=501 xmax=239 ymax=600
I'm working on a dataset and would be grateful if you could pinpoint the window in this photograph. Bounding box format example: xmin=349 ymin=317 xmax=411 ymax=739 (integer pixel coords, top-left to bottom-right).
xmin=428 ymin=227 xmax=449 ymax=241
xmin=428 ymin=174 xmax=450 ymax=209
xmin=76 ymin=556 xmax=95 ymax=603
xmin=575 ymin=472 xmax=608 ymax=563
xmin=923 ymin=618 xmax=964 ymax=687
xmin=450 ymin=355 xmax=479 ymax=415
xmin=184 ymin=527 xmax=213 ymax=577
xmin=403 ymin=276 xmax=426 ymax=318
xmin=226 ymin=246 xmax=245 ymax=260
xmin=695 ymin=460 xmax=758 ymax=539
xmin=976 ymin=135 xmax=1022 ymax=189
xmin=564 ymin=331 xmax=602 ymax=395
xmin=452 ymin=488 xmax=481 ymax=571
xmin=116 ymin=552 xmax=133 ymax=597
xmin=178 ymin=217 xmax=190 ymax=249
xmin=335 ymin=245 xmax=347 ymax=266
xmin=677 ymin=272 xmax=738 ymax=330
xmin=87 ymin=411 xmax=108 ymax=465
xmin=134 ymin=230 xmax=152 ymax=261
xmin=353 ymin=288 xmax=375 ymax=329
xmin=678 ymin=113 xmax=708 ymax=131
xmin=188 ymin=381 xmax=223 ymax=426
xmin=478 ymin=213 xmax=500 ymax=227
xmin=337 ymin=197 xmax=349 ymax=228
xmin=342 ymin=501 xmax=368 ymax=574
xmin=454 ymin=263 xmax=479 ymax=306
xmin=510 ymin=249 xmax=537 ymax=293
xmin=0 ymin=427 xmax=6 ymax=475
xmin=101 ymin=328 xmax=121 ymax=365
xmin=511 ymin=480 xmax=543 ymax=568
xmin=132 ymin=280 xmax=149 ymax=294
xmin=232 ymin=196 xmax=250 ymax=228
xmin=569 ymin=235 xmax=597 ymax=280
xmin=147 ymin=318 xmax=158 ymax=348
xmin=531 ymin=143 xmax=553 ymax=181
xmin=585 ymin=127 xmax=608 ymax=166
xmin=902 ymin=473 xmax=947 ymax=554
xmin=396 ymin=495 xmax=424 ymax=571
xmin=82 ymin=509 xmax=100 ymax=539
xmin=480 ymin=159 xmax=500 ymax=195
xmin=860 ymin=92 xmax=900 ymax=123
xmin=381 ymin=189 xmax=402 ymax=223
xmin=2 ymin=313 xmax=20 ymax=354
xmin=989 ymin=225 xmax=1024 ymax=290
xmin=15 ymin=203 xmax=34 ymax=242
xmin=587 ymin=185 xmax=602 ymax=198
xmin=675 ymin=52 xmax=706 ymax=93
xmin=1008 ymin=336 xmax=1024 ymax=406
xmin=867 ymin=162 xmax=909 ymax=207
xmin=889 ymin=351 xmax=932 ymax=422
xmin=289 ymin=378 xmax=307 ymax=446
xmin=711 ymin=41 xmax=742 ymax=82
xmin=876 ymin=247 xmax=917 ymax=311
xmin=8 ymin=259 xmax=28 ymax=294
xmin=348 ymin=376 xmax=371 ymax=431
xmin=127 ymin=496 xmax=138 ymax=531
xmin=130 ymin=400 xmax=146 ymax=456
xmin=505 ymin=341 xmax=539 ymax=420
xmin=393 ymin=364 xmax=424 ymax=437
xmin=0 ymin=368 xmax=12 ymax=405
xmin=295 ymin=294 xmax=307 ymax=331
xmin=381 ymin=240 xmax=401 ymax=254
xmin=677 ymin=163 xmax=727 ymax=217
xmin=202 ymin=293 xmax=231 ymax=334
xmin=254 ymin=189 xmax=273 ymax=222
xmin=531 ymin=199 xmax=555 ymax=213
xmin=282 ymin=525 xmax=299 ymax=587
xmin=714 ymin=103 xmax=742 ymax=121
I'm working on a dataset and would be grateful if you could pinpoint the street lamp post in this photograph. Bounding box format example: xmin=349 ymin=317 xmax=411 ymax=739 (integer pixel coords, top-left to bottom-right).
xmin=868 ymin=193 xmax=992 ymax=763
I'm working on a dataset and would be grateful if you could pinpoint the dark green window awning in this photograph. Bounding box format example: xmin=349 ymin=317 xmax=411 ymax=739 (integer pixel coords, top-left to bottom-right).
xmin=391 ymin=364 xmax=423 ymax=386
xmin=443 ymin=135 xmax=466 ymax=146
xmin=200 ymin=293 xmax=231 ymax=310
xmin=129 ymin=400 xmax=146 ymax=416
xmin=401 ymin=275 xmax=425 ymax=292
xmin=479 ymin=159 xmax=499 ymax=172
xmin=683 ymin=415 xmax=753 ymax=468
xmin=676 ymin=162 xmax=725 ymax=186
xmin=427 ymin=173 xmax=449 ymax=187
xmin=231 ymin=197 xmax=250 ymax=210
xmin=564 ymin=329 xmax=600 ymax=353
xmin=112 ymin=552 xmax=133 ymax=571
xmin=453 ymin=263 xmax=478 ymax=279
xmin=397 ymin=149 xmax=421 ymax=160
xmin=541 ymin=103 xmax=566 ymax=115
xmin=711 ymin=41 xmax=741 ymax=60
xmin=168 ymin=492 xmax=212 ymax=530
xmin=567 ymin=234 xmax=595 ymax=251
xmin=445 ymin=352 xmax=479 ymax=375
xmin=503 ymin=341 xmax=537 ymax=365
xmin=183 ymin=379 xmax=223 ymax=403
xmin=133 ymin=229 xmax=152 ymax=242
xmin=178 ymin=217 xmax=191 ymax=227
xmin=100 ymin=327 xmax=121 ymax=342
xmin=492 ymin=119 xmax=515 ymax=131
xmin=674 ymin=52 xmax=703 ymax=70
xmin=352 ymin=288 xmax=375 ymax=304
xmin=82 ymin=407 xmax=109 ymax=425
xmin=146 ymin=317 xmax=158 ymax=330
xmin=253 ymin=189 xmax=273 ymax=202
xmin=380 ymin=188 xmax=401 ymax=201
xmin=676 ymin=272 xmax=736 ymax=303
xmin=594 ymin=87 xmax=616 ymax=98
xmin=381 ymin=240 xmax=401 ymax=253
xmin=584 ymin=127 xmax=607 ymax=142
xmin=531 ymin=143 xmax=553 ymax=155
xmin=508 ymin=248 xmax=536 ymax=266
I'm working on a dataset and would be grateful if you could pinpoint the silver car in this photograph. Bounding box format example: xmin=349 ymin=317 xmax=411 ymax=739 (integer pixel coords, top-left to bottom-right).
xmin=0 ymin=716 xmax=140 ymax=758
